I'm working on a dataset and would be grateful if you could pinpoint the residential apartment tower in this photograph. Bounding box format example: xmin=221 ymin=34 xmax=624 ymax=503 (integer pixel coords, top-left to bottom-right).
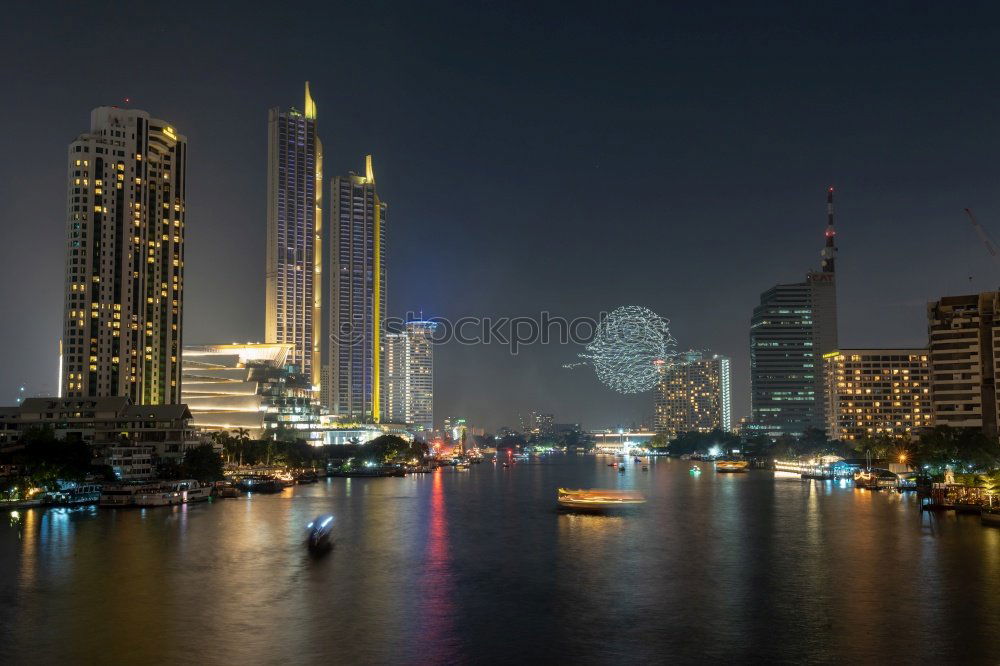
xmin=61 ymin=106 xmax=186 ymax=404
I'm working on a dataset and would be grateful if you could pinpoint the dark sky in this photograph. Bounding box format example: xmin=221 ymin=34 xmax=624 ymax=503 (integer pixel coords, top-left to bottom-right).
xmin=4 ymin=1 xmax=1000 ymax=431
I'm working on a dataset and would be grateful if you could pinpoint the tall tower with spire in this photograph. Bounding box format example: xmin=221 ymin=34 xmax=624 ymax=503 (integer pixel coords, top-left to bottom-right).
xmin=265 ymin=83 xmax=323 ymax=392
xmin=821 ymin=186 xmax=837 ymax=273
xmin=324 ymin=155 xmax=387 ymax=422
xmin=749 ymin=188 xmax=840 ymax=436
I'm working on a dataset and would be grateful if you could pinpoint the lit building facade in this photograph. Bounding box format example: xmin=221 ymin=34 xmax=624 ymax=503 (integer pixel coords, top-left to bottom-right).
xmin=265 ymin=83 xmax=323 ymax=392
xmin=181 ymin=343 xmax=319 ymax=440
xmin=0 ymin=397 xmax=196 ymax=461
xmin=654 ymin=352 xmax=732 ymax=438
xmin=750 ymin=188 xmax=838 ymax=436
xmin=384 ymin=321 xmax=436 ymax=430
xmin=61 ymin=106 xmax=186 ymax=404
xmin=325 ymin=156 xmax=386 ymax=422
xmin=926 ymin=292 xmax=1000 ymax=436
xmin=824 ymin=349 xmax=931 ymax=441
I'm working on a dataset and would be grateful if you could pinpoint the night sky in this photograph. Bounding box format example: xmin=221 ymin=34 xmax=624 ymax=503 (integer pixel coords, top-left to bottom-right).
xmin=4 ymin=2 xmax=1000 ymax=431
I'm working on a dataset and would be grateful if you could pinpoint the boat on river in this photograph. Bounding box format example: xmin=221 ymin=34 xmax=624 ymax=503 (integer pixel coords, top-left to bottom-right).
xmin=42 ymin=483 xmax=103 ymax=506
xmin=715 ymin=460 xmax=749 ymax=473
xmin=557 ymin=488 xmax=646 ymax=512
xmin=100 ymin=483 xmax=163 ymax=507
xmin=236 ymin=476 xmax=286 ymax=493
xmin=134 ymin=480 xmax=212 ymax=507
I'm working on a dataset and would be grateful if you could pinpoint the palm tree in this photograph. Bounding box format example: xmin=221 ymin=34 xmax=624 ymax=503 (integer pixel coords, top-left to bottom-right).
xmin=232 ymin=428 xmax=251 ymax=467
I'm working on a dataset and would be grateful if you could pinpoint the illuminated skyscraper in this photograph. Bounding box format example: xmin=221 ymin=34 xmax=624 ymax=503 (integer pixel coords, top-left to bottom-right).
xmin=654 ymin=352 xmax=731 ymax=438
xmin=265 ymin=83 xmax=322 ymax=392
xmin=749 ymin=188 xmax=839 ymax=436
xmin=384 ymin=321 xmax=436 ymax=430
xmin=61 ymin=106 xmax=186 ymax=403
xmin=325 ymin=156 xmax=386 ymax=421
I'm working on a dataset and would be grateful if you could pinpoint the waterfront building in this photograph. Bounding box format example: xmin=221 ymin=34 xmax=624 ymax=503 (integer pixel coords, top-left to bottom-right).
xmin=926 ymin=292 xmax=1000 ymax=436
xmin=265 ymin=83 xmax=323 ymax=393
xmin=60 ymin=106 xmax=186 ymax=404
xmin=749 ymin=188 xmax=839 ymax=437
xmin=654 ymin=352 xmax=732 ymax=438
xmin=181 ymin=343 xmax=319 ymax=441
xmin=0 ymin=397 xmax=197 ymax=460
xmin=325 ymin=156 xmax=386 ymax=422
xmin=105 ymin=444 xmax=157 ymax=481
xmin=823 ymin=349 xmax=931 ymax=441
xmin=384 ymin=321 xmax=436 ymax=431
xmin=590 ymin=430 xmax=657 ymax=452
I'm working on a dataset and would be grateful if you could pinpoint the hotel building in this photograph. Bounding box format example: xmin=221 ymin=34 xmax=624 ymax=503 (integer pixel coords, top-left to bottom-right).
xmin=325 ymin=156 xmax=386 ymax=422
xmin=926 ymin=292 xmax=1000 ymax=436
xmin=384 ymin=321 xmax=436 ymax=430
xmin=654 ymin=352 xmax=732 ymax=438
xmin=0 ymin=397 xmax=196 ymax=460
xmin=61 ymin=106 xmax=186 ymax=404
xmin=750 ymin=188 xmax=839 ymax=436
xmin=265 ymin=83 xmax=323 ymax=392
xmin=824 ymin=349 xmax=931 ymax=441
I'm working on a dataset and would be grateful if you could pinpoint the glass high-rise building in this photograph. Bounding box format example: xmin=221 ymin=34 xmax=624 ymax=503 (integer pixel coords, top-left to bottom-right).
xmin=749 ymin=189 xmax=839 ymax=437
xmin=61 ymin=106 xmax=186 ymax=404
xmin=384 ymin=321 xmax=436 ymax=430
xmin=265 ymin=83 xmax=323 ymax=393
xmin=324 ymin=156 xmax=386 ymax=422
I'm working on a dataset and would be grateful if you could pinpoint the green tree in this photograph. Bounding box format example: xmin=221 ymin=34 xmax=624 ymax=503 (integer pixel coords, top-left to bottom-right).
xmin=647 ymin=433 xmax=669 ymax=451
xmin=19 ymin=428 xmax=95 ymax=489
xmin=232 ymin=428 xmax=251 ymax=466
xmin=180 ymin=444 xmax=224 ymax=482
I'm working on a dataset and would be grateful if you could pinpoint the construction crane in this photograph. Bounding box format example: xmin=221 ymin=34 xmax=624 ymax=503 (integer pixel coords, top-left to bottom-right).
xmin=964 ymin=208 xmax=1000 ymax=271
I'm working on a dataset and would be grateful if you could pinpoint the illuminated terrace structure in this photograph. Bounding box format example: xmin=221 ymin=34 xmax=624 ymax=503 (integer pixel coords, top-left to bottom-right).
xmin=926 ymin=292 xmax=1000 ymax=436
xmin=824 ymin=349 xmax=931 ymax=441
xmin=181 ymin=343 xmax=319 ymax=440
xmin=265 ymin=83 xmax=323 ymax=394
xmin=325 ymin=155 xmax=386 ymax=422
xmin=61 ymin=106 xmax=186 ymax=404
xmin=654 ymin=352 xmax=732 ymax=438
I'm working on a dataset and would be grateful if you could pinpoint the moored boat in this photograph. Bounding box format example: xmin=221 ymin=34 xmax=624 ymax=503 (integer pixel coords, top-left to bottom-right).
xmin=99 ymin=483 xmax=162 ymax=507
xmin=715 ymin=460 xmax=749 ymax=473
xmin=236 ymin=476 xmax=286 ymax=493
xmin=43 ymin=483 xmax=103 ymax=506
xmin=134 ymin=480 xmax=212 ymax=507
xmin=981 ymin=508 xmax=1000 ymax=527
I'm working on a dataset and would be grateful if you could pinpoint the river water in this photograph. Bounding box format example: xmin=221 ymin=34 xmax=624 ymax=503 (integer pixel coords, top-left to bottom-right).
xmin=1 ymin=454 xmax=998 ymax=665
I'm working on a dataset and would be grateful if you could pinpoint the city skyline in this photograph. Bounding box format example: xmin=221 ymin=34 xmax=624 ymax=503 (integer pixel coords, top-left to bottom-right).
xmin=6 ymin=4 xmax=1000 ymax=430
